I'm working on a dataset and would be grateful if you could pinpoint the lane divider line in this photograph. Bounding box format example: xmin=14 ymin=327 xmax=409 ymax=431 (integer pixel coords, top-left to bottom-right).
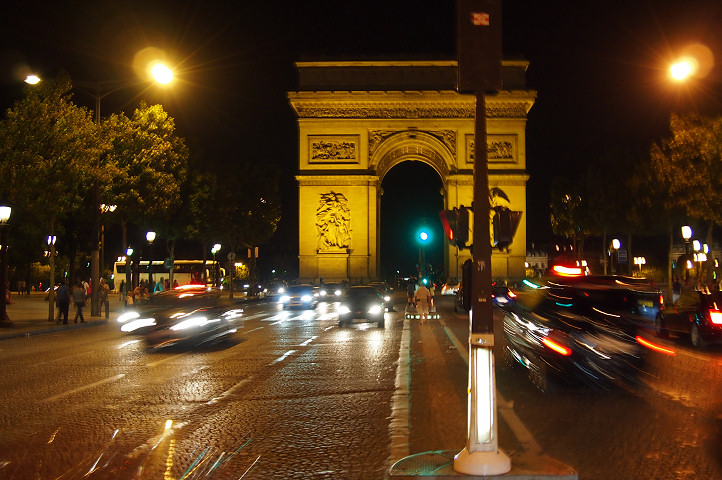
xmin=389 ymin=315 xmax=411 ymax=464
xmin=42 ymin=374 xmax=126 ymax=402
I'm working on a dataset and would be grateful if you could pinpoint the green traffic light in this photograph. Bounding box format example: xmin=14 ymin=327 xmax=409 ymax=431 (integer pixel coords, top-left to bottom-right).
xmin=419 ymin=231 xmax=429 ymax=242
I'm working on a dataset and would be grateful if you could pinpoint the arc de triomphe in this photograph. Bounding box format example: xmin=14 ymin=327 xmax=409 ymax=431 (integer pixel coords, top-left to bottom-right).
xmin=288 ymin=60 xmax=536 ymax=283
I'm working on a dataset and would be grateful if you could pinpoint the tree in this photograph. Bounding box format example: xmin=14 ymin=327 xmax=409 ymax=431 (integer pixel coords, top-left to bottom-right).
xmin=101 ymin=102 xmax=188 ymax=287
xmin=0 ymin=74 xmax=101 ymax=317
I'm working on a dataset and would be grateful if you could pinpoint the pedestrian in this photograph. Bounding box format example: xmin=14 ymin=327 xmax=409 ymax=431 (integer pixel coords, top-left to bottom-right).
xmin=154 ymin=277 xmax=165 ymax=293
xmin=99 ymin=278 xmax=110 ymax=319
xmin=119 ymin=280 xmax=125 ymax=302
xmin=72 ymin=281 xmax=86 ymax=323
xmin=672 ymin=277 xmax=682 ymax=303
xmin=407 ymin=277 xmax=416 ymax=307
xmin=55 ymin=282 xmax=70 ymax=325
xmin=414 ymin=281 xmax=431 ymax=325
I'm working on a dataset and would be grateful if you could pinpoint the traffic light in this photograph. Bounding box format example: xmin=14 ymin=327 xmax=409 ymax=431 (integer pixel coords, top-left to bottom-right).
xmin=492 ymin=208 xmax=522 ymax=251
xmin=439 ymin=207 xmax=470 ymax=248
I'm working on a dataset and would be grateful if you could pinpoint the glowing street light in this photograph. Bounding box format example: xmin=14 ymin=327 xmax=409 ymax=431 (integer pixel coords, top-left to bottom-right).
xmin=670 ymin=58 xmax=697 ymax=81
xmin=0 ymin=204 xmax=12 ymax=327
xmin=146 ymin=231 xmax=156 ymax=290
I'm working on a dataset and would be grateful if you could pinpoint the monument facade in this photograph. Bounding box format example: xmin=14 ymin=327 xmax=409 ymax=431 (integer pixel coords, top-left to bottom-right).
xmin=288 ymin=61 xmax=536 ymax=283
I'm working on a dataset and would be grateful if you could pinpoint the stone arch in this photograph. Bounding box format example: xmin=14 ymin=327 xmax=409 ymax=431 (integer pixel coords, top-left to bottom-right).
xmin=371 ymin=131 xmax=454 ymax=183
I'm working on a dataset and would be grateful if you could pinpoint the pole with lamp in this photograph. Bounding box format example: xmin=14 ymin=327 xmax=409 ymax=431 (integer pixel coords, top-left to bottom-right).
xmin=146 ymin=231 xmax=156 ymax=292
xmin=211 ymin=243 xmax=221 ymax=287
xmin=681 ymin=225 xmax=693 ymax=286
xmin=610 ymin=238 xmax=621 ymax=274
xmin=99 ymin=204 xmax=116 ymax=290
xmin=80 ymin=62 xmax=174 ymax=318
xmin=418 ymin=230 xmax=429 ymax=283
xmin=124 ymin=246 xmax=133 ymax=307
xmin=0 ymin=204 xmax=12 ymax=327
xmin=633 ymin=256 xmax=646 ymax=276
xmin=46 ymin=235 xmax=57 ymax=322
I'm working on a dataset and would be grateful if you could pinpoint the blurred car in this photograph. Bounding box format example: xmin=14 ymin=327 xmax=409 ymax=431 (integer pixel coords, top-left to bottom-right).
xmin=440 ymin=282 xmax=459 ymax=296
xmin=279 ymin=284 xmax=319 ymax=309
xmin=655 ymin=289 xmax=722 ymax=348
xmin=319 ymin=282 xmax=344 ymax=299
xmin=502 ymin=288 xmax=645 ymax=392
xmin=369 ymin=281 xmax=394 ymax=311
xmin=338 ymin=286 xmax=386 ymax=327
xmin=492 ymin=283 xmax=517 ymax=309
xmin=263 ymin=280 xmax=288 ymax=299
xmin=116 ymin=285 xmax=243 ymax=349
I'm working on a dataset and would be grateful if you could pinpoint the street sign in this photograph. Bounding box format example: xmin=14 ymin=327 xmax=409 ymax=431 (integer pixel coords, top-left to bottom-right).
xmin=618 ymin=249 xmax=628 ymax=263
xmin=163 ymin=258 xmax=173 ymax=270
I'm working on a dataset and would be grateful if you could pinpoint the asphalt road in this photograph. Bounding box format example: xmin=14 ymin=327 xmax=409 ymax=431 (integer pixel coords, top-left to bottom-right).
xmin=0 ymin=293 xmax=720 ymax=479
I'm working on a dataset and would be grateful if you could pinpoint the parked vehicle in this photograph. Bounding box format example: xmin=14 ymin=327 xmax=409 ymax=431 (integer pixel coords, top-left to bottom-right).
xmin=655 ymin=289 xmax=722 ymax=348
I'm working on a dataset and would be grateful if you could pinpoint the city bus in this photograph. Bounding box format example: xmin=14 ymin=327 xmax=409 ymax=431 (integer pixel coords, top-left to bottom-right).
xmin=112 ymin=259 xmax=224 ymax=290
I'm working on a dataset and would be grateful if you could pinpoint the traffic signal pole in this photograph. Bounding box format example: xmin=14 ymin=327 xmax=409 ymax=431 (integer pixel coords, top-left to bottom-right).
xmin=453 ymin=0 xmax=511 ymax=475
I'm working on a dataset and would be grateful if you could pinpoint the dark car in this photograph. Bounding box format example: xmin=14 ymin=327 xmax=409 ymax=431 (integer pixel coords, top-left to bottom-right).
xmin=116 ymin=285 xmax=243 ymax=349
xmin=492 ymin=283 xmax=517 ymax=309
xmin=502 ymin=288 xmax=644 ymax=392
xmin=338 ymin=286 xmax=386 ymax=327
xmin=319 ymin=282 xmax=344 ymax=299
xmin=369 ymin=281 xmax=394 ymax=311
xmin=656 ymin=289 xmax=722 ymax=348
xmin=278 ymin=284 xmax=319 ymax=309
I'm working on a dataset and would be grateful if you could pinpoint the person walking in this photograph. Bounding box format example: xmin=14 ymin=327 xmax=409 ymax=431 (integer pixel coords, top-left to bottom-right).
xmin=414 ymin=281 xmax=431 ymax=325
xmin=99 ymin=278 xmax=110 ymax=319
xmin=72 ymin=281 xmax=86 ymax=323
xmin=55 ymin=282 xmax=70 ymax=325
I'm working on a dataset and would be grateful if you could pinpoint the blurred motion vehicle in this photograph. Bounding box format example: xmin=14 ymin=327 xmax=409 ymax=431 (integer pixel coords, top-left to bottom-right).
xmin=369 ymin=281 xmax=394 ymax=310
xmin=279 ymin=284 xmax=319 ymax=309
xmin=319 ymin=282 xmax=344 ymax=299
xmin=338 ymin=286 xmax=386 ymax=328
xmin=263 ymin=280 xmax=288 ymax=299
xmin=502 ymin=287 xmax=645 ymax=392
xmin=440 ymin=282 xmax=459 ymax=296
xmin=655 ymin=289 xmax=722 ymax=348
xmin=492 ymin=283 xmax=517 ymax=309
xmin=116 ymin=285 xmax=243 ymax=349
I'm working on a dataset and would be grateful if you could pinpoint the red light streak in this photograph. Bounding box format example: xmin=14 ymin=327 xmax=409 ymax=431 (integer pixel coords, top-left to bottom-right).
xmin=542 ymin=337 xmax=572 ymax=356
xmin=636 ymin=336 xmax=676 ymax=356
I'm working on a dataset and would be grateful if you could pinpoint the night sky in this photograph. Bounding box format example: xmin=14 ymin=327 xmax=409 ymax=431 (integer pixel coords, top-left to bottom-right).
xmin=2 ymin=1 xmax=722 ymax=279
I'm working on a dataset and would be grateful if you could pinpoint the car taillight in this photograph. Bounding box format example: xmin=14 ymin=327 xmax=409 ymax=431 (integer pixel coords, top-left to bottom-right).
xmin=709 ymin=309 xmax=722 ymax=325
xmin=541 ymin=336 xmax=572 ymax=356
xmin=636 ymin=336 xmax=676 ymax=356
xmin=508 ymin=290 xmax=517 ymax=298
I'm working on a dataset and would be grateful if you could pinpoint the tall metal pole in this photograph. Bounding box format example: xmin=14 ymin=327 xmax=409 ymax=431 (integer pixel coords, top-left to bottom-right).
xmin=454 ymin=0 xmax=510 ymax=475
xmin=90 ymin=93 xmax=101 ymax=316
xmin=0 ymin=225 xmax=12 ymax=327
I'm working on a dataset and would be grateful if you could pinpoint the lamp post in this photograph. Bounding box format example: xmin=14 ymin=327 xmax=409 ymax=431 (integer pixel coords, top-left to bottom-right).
xmin=611 ymin=238 xmax=621 ymax=274
xmin=633 ymin=256 xmax=646 ymax=276
xmin=99 ymin=204 xmax=116 ymax=292
xmin=211 ymin=243 xmax=221 ymax=287
xmin=0 ymin=204 xmax=12 ymax=327
xmin=47 ymin=235 xmax=57 ymax=322
xmin=80 ymin=62 xmax=174 ymax=318
xmin=124 ymin=246 xmax=133 ymax=307
xmin=146 ymin=231 xmax=156 ymax=291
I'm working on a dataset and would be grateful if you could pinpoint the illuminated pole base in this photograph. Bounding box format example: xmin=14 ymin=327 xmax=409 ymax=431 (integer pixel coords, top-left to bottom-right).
xmin=454 ymin=447 xmax=511 ymax=476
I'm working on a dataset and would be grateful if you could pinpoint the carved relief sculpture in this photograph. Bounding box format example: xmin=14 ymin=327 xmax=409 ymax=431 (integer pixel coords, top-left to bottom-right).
xmin=316 ymin=192 xmax=352 ymax=250
xmin=311 ymin=139 xmax=357 ymax=161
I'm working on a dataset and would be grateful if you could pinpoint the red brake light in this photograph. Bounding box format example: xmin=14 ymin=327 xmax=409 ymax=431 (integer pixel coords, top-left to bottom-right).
xmin=552 ymin=265 xmax=584 ymax=277
xmin=709 ymin=310 xmax=722 ymax=325
xmin=508 ymin=290 xmax=517 ymax=298
xmin=542 ymin=337 xmax=572 ymax=356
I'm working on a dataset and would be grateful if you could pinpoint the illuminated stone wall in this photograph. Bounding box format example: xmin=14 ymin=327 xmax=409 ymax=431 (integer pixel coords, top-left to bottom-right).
xmin=289 ymin=61 xmax=536 ymax=283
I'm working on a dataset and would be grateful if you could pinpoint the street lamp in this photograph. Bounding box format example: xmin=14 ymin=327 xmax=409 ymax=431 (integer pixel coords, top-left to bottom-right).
xmin=124 ymin=246 xmax=133 ymax=307
xmin=146 ymin=231 xmax=156 ymax=290
xmin=47 ymin=235 xmax=57 ymax=322
xmin=211 ymin=243 xmax=221 ymax=287
xmin=611 ymin=238 xmax=621 ymax=274
xmin=82 ymin=61 xmax=174 ymax=318
xmin=633 ymin=256 xmax=646 ymax=276
xmin=0 ymin=204 xmax=12 ymax=327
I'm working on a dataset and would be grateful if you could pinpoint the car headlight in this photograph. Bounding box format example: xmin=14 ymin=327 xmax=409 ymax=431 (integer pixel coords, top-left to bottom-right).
xmin=301 ymin=295 xmax=313 ymax=302
xmin=279 ymin=295 xmax=291 ymax=303
xmin=368 ymin=305 xmax=382 ymax=315
xmin=338 ymin=305 xmax=351 ymax=314
xmin=171 ymin=316 xmax=209 ymax=331
xmin=384 ymin=295 xmax=391 ymax=302
xmin=319 ymin=289 xmax=327 ymax=296
xmin=121 ymin=317 xmax=156 ymax=332
xmin=334 ymin=289 xmax=342 ymax=296
xmin=277 ymin=287 xmax=285 ymax=294
xmin=117 ymin=311 xmax=140 ymax=324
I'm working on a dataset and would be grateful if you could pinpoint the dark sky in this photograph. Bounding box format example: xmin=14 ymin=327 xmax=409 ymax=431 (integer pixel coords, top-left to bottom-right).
xmin=2 ymin=0 xmax=722 ymax=277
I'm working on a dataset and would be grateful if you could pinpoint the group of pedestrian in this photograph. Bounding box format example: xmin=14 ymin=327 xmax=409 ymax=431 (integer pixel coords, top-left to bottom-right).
xmin=54 ymin=277 xmax=111 ymax=324
xmin=406 ymin=277 xmax=436 ymax=325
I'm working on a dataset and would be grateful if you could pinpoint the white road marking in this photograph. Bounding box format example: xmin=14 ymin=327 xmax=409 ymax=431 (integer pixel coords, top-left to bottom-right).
xmin=42 ymin=374 xmax=126 ymax=402
xmin=206 ymin=377 xmax=253 ymax=405
xmin=389 ymin=316 xmax=412 ymax=464
xmin=270 ymin=350 xmax=296 ymax=365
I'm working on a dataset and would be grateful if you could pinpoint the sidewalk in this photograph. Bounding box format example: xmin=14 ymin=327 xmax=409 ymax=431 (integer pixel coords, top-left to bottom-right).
xmin=0 ymin=291 xmax=121 ymax=340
